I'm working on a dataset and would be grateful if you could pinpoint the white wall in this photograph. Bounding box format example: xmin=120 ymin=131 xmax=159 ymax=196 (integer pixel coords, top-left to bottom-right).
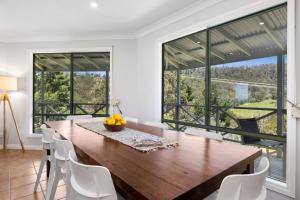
xmin=0 ymin=42 xmax=7 ymax=146
xmin=0 ymin=39 xmax=138 ymax=148
xmin=0 ymin=0 xmax=299 ymax=199
xmin=0 ymin=43 xmax=7 ymax=73
xmin=136 ymin=0 xmax=299 ymax=199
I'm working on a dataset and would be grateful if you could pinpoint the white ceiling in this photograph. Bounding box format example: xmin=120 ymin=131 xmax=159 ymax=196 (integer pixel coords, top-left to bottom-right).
xmin=0 ymin=0 xmax=201 ymax=42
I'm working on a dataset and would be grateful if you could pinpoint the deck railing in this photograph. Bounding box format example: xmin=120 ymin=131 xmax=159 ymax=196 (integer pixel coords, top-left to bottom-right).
xmin=34 ymin=102 xmax=109 ymax=126
xmin=163 ymin=103 xmax=286 ymax=142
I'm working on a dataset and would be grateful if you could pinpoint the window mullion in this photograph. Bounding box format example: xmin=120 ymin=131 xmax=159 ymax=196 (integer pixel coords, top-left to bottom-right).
xmin=205 ymin=30 xmax=211 ymax=128
xmin=277 ymin=54 xmax=284 ymax=136
xmin=176 ymin=69 xmax=181 ymax=130
xmin=105 ymin=69 xmax=109 ymax=115
xmin=70 ymin=53 xmax=74 ymax=115
xmin=33 ymin=54 xmax=36 ymax=132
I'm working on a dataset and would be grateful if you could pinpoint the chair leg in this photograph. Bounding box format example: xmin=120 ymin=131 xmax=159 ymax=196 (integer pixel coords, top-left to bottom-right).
xmin=266 ymin=147 xmax=271 ymax=159
xmin=65 ymin=170 xmax=72 ymax=200
xmin=46 ymin=165 xmax=62 ymax=200
xmin=34 ymin=149 xmax=47 ymax=192
xmin=46 ymin=163 xmax=56 ymax=200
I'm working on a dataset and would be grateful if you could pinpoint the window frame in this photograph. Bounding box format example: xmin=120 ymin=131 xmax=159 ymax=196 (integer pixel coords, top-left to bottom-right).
xmin=27 ymin=47 xmax=113 ymax=134
xmin=162 ymin=4 xmax=287 ymax=141
xmin=158 ymin=0 xmax=296 ymax=197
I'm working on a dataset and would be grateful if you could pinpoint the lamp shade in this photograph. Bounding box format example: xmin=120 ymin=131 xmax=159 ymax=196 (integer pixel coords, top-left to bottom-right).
xmin=0 ymin=76 xmax=17 ymax=91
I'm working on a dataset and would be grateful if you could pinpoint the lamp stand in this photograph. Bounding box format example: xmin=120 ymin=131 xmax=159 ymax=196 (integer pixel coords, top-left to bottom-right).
xmin=0 ymin=93 xmax=24 ymax=151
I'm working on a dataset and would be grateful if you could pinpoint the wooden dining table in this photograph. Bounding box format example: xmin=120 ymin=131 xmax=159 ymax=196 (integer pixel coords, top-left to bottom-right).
xmin=46 ymin=120 xmax=262 ymax=200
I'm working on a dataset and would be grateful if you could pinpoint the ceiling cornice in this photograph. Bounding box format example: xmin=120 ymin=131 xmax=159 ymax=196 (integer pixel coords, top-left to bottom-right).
xmin=135 ymin=0 xmax=224 ymax=38
xmin=0 ymin=33 xmax=137 ymax=43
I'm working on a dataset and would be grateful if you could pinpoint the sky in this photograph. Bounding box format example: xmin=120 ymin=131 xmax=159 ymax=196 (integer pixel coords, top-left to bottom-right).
xmin=213 ymin=55 xmax=287 ymax=68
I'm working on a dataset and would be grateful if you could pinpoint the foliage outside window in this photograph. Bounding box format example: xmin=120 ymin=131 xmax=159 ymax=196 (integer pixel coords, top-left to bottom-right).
xmin=162 ymin=4 xmax=287 ymax=182
xmin=33 ymin=52 xmax=110 ymax=133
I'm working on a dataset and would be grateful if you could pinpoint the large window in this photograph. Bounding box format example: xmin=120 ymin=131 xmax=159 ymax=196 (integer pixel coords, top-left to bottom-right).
xmin=162 ymin=4 xmax=287 ymax=182
xmin=33 ymin=52 xmax=110 ymax=132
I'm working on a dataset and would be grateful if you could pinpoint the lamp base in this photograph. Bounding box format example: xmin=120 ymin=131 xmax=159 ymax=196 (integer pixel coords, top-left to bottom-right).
xmin=0 ymin=93 xmax=24 ymax=152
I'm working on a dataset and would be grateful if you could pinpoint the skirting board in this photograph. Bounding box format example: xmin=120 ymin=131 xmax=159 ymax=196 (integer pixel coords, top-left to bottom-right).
xmin=0 ymin=144 xmax=42 ymax=150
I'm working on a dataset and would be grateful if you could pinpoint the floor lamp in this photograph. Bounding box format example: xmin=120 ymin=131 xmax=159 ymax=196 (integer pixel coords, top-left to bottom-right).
xmin=0 ymin=76 xmax=24 ymax=151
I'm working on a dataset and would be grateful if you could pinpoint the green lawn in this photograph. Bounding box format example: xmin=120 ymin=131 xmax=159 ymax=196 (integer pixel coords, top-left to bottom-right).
xmin=230 ymin=99 xmax=276 ymax=119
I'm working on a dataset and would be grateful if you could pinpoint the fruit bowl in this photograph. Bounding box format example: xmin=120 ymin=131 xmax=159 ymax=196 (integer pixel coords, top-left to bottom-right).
xmin=104 ymin=123 xmax=125 ymax=132
xmin=103 ymin=113 xmax=126 ymax=132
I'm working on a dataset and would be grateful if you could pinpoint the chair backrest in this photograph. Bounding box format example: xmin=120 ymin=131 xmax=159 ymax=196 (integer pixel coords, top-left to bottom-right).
xmin=237 ymin=118 xmax=261 ymax=144
xmin=216 ymin=157 xmax=269 ymax=200
xmin=40 ymin=124 xmax=55 ymax=143
xmin=143 ymin=121 xmax=168 ymax=129
xmin=66 ymin=115 xmax=93 ymax=120
xmin=185 ymin=127 xmax=223 ymax=141
xmin=125 ymin=117 xmax=138 ymax=123
xmin=69 ymin=151 xmax=118 ymax=200
xmin=92 ymin=117 xmax=107 ymax=121
xmin=52 ymin=134 xmax=75 ymax=161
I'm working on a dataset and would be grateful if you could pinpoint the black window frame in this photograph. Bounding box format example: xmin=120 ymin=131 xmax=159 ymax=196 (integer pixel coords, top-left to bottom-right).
xmin=33 ymin=52 xmax=110 ymax=133
xmin=161 ymin=3 xmax=287 ymax=144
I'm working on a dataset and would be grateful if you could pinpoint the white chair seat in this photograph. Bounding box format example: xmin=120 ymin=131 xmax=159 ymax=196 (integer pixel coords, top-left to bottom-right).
xmin=41 ymin=138 xmax=51 ymax=144
xmin=216 ymin=157 xmax=269 ymax=200
xmin=71 ymin=177 xmax=112 ymax=199
xmin=42 ymin=142 xmax=51 ymax=150
xmin=69 ymin=151 xmax=119 ymax=200
xmin=54 ymin=151 xmax=67 ymax=161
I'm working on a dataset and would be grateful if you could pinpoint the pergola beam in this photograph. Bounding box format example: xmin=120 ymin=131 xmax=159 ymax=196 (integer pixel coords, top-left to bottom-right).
xmin=60 ymin=54 xmax=85 ymax=70
xmin=218 ymin=28 xmax=252 ymax=56
xmin=42 ymin=55 xmax=69 ymax=69
xmin=166 ymin=53 xmax=189 ymax=68
xmin=256 ymin=16 xmax=285 ymax=51
xmin=165 ymin=46 xmax=200 ymax=69
xmin=34 ymin=62 xmax=43 ymax=70
xmin=166 ymin=43 xmax=205 ymax=64
xmin=165 ymin=55 xmax=178 ymax=69
xmin=82 ymin=55 xmax=101 ymax=69
xmin=187 ymin=35 xmax=226 ymax=60
xmin=35 ymin=57 xmax=54 ymax=70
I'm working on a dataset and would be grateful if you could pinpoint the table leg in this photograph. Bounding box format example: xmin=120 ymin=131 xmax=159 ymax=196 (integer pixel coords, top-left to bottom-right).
xmin=46 ymin=149 xmax=50 ymax=178
xmin=245 ymin=161 xmax=254 ymax=174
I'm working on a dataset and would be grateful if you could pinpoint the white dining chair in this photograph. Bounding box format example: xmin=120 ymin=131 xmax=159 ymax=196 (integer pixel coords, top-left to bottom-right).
xmin=124 ymin=117 xmax=138 ymax=123
xmin=69 ymin=151 xmax=122 ymax=200
xmin=34 ymin=124 xmax=55 ymax=192
xmin=216 ymin=157 xmax=270 ymax=200
xmin=46 ymin=134 xmax=75 ymax=200
xmin=185 ymin=127 xmax=223 ymax=141
xmin=143 ymin=121 xmax=168 ymax=129
xmin=66 ymin=115 xmax=93 ymax=120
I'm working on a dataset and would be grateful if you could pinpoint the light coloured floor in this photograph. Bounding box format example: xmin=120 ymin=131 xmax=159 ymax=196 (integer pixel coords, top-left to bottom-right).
xmin=0 ymin=149 xmax=66 ymax=200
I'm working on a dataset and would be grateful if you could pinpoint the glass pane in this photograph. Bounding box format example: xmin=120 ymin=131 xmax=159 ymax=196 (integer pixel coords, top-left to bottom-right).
xmin=209 ymin=5 xmax=287 ymax=182
xmin=163 ymin=31 xmax=206 ymax=127
xmin=33 ymin=53 xmax=71 ymax=131
xmin=73 ymin=52 xmax=110 ymax=115
xmin=163 ymin=70 xmax=177 ymax=121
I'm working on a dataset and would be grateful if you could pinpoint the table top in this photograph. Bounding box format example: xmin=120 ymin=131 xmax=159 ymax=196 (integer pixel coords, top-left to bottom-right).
xmin=47 ymin=120 xmax=262 ymax=200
